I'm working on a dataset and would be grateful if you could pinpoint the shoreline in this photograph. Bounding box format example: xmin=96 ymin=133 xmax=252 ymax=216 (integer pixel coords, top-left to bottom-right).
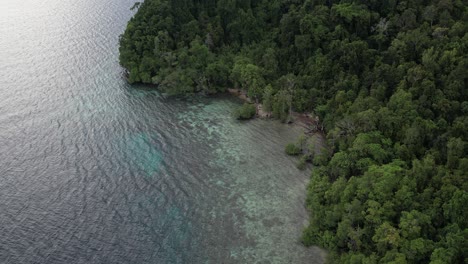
xmin=226 ymin=88 xmax=327 ymax=260
xmin=132 ymin=83 xmax=327 ymax=259
xmin=226 ymin=88 xmax=325 ymax=136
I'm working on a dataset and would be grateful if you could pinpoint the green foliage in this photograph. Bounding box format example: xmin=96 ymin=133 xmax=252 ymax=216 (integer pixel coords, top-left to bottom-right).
xmin=272 ymin=89 xmax=292 ymax=123
xmin=262 ymin=84 xmax=274 ymax=113
xmin=297 ymin=155 xmax=308 ymax=170
xmin=233 ymin=103 xmax=256 ymax=120
xmin=285 ymin=143 xmax=301 ymax=156
xmin=120 ymin=0 xmax=468 ymax=262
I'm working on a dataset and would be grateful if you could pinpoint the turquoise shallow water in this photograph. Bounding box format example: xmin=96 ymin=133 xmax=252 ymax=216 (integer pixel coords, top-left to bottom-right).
xmin=0 ymin=0 xmax=323 ymax=263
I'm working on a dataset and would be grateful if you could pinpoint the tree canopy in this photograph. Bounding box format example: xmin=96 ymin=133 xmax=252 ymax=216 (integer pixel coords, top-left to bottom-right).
xmin=120 ymin=0 xmax=468 ymax=262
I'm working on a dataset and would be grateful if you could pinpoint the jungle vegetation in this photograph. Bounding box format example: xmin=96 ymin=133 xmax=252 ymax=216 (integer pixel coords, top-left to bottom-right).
xmin=119 ymin=0 xmax=468 ymax=262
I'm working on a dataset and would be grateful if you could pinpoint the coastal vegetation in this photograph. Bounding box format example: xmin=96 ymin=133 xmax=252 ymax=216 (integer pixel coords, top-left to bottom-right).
xmin=120 ymin=0 xmax=468 ymax=263
xmin=285 ymin=142 xmax=302 ymax=156
xmin=233 ymin=103 xmax=256 ymax=120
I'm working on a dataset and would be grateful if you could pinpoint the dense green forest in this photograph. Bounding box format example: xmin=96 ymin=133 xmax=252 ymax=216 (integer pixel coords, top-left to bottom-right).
xmin=119 ymin=0 xmax=468 ymax=262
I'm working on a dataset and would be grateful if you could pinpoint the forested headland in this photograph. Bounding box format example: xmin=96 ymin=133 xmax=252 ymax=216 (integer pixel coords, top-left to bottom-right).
xmin=119 ymin=0 xmax=468 ymax=262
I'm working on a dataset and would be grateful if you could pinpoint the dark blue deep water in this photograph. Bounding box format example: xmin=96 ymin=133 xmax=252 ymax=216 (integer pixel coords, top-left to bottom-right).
xmin=0 ymin=0 xmax=323 ymax=263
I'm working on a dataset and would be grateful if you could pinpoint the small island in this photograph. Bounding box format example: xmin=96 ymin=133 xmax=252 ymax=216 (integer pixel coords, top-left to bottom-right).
xmin=119 ymin=1 xmax=468 ymax=263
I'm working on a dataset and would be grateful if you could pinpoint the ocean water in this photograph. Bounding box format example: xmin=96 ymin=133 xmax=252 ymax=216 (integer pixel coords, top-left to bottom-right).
xmin=0 ymin=0 xmax=323 ymax=263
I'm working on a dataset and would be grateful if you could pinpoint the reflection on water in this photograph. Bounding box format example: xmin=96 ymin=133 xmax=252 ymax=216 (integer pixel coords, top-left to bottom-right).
xmin=0 ymin=0 xmax=323 ymax=263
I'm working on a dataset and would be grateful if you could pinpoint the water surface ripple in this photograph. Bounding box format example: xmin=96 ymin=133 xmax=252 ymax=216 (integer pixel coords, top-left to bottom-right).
xmin=0 ymin=0 xmax=323 ymax=263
